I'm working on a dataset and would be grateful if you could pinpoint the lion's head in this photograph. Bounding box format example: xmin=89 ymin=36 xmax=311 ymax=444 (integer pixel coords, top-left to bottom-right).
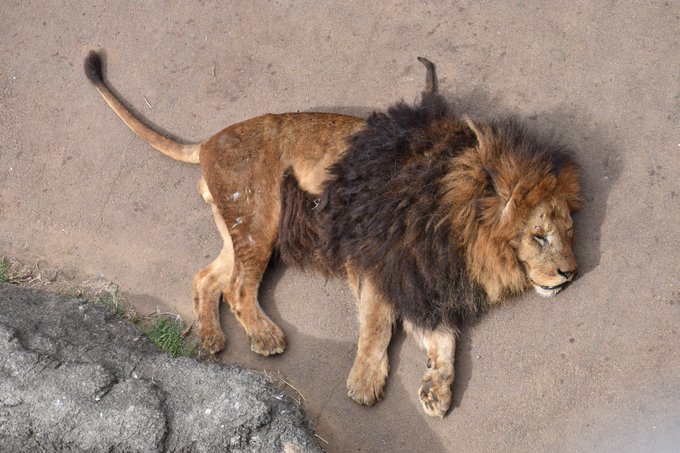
xmin=514 ymin=200 xmax=577 ymax=298
xmin=444 ymin=118 xmax=582 ymax=302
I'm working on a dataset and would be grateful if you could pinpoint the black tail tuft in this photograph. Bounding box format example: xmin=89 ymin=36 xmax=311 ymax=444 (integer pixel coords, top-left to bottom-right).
xmin=84 ymin=50 xmax=103 ymax=85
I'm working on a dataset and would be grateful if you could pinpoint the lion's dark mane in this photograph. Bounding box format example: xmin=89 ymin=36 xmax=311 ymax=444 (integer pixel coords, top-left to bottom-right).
xmin=278 ymin=93 xmax=487 ymax=329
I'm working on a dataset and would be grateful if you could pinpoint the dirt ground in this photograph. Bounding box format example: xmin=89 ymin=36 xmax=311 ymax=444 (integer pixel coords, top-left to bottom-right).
xmin=1 ymin=2 xmax=679 ymax=452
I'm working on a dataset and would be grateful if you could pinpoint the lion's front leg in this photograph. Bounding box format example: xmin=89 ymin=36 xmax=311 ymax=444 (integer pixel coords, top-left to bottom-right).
xmin=406 ymin=322 xmax=457 ymax=418
xmin=345 ymin=270 xmax=396 ymax=406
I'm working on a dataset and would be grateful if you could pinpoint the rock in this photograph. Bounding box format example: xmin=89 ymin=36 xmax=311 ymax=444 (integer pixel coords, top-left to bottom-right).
xmin=0 ymin=283 xmax=321 ymax=452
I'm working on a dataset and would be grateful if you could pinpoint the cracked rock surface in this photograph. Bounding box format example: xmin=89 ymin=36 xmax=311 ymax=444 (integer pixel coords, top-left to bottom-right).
xmin=0 ymin=283 xmax=321 ymax=452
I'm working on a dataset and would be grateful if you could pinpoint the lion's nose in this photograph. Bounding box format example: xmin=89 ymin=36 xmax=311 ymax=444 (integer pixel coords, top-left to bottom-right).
xmin=557 ymin=269 xmax=575 ymax=280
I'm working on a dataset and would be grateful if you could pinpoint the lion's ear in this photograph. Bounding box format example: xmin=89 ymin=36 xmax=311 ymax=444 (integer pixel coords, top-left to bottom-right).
xmin=499 ymin=183 xmax=525 ymax=222
xmin=464 ymin=116 xmax=489 ymax=150
xmin=557 ymin=161 xmax=582 ymax=211
xmin=476 ymin=178 xmax=525 ymax=227
xmin=466 ymin=116 xmax=523 ymax=225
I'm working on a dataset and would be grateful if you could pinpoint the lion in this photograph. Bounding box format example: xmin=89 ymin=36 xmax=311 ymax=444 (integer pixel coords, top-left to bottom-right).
xmin=84 ymin=51 xmax=581 ymax=417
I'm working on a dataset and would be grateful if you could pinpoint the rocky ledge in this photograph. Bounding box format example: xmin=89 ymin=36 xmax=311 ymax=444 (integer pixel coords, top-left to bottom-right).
xmin=0 ymin=283 xmax=321 ymax=452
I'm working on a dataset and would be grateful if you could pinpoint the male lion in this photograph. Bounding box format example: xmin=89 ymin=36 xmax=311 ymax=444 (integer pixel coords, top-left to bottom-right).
xmin=85 ymin=52 xmax=580 ymax=417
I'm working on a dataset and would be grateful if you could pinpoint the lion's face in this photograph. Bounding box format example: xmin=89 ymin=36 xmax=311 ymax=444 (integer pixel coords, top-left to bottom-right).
xmin=514 ymin=200 xmax=577 ymax=298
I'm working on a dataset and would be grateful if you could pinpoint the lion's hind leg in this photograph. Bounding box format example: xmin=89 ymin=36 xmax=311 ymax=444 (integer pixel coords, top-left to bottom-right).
xmin=192 ymin=202 xmax=235 ymax=354
xmin=192 ymin=193 xmax=286 ymax=357
xmin=346 ymin=269 xmax=396 ymax=406
xmin=405 ymin=322 xmax=457 ymax=418
xmin=221 ymin=223 xmax=287 ymax=357
xmin=222 ymin=269 xmax=287 ymax=356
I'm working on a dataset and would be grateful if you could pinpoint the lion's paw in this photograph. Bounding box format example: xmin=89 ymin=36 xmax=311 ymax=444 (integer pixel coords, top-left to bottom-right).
xmin=346 ymin=356 xmax=389 ymax=406
xmin=248 ymin=321 xmax=287 ymax=356
xmin=198 ymin=330 xmax=226 ymax=355
xmin=418 ymin=371 xmax=452 ymax=418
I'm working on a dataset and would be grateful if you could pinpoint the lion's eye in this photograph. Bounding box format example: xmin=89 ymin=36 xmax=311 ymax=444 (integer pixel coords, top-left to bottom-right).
xmin=534 ymin=234 xmax=547 ymax=247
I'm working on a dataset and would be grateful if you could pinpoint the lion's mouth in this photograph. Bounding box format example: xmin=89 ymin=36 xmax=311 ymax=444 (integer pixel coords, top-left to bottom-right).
xmin=530 ymin=280 xmax=570 ymax=298
xmin=529 ymin=278 xmax=570 ymax=291
xmin=539 ymin=282 xmax=568 ymax=291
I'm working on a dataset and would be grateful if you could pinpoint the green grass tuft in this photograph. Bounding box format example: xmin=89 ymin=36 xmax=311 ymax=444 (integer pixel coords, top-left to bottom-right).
xmin=95 ymin=289 xmax=196 ymax=357
xmin=0 ymin=258 xmax=9 ymax=283
xmin=145 ymin=315 xmax=196 ymax=357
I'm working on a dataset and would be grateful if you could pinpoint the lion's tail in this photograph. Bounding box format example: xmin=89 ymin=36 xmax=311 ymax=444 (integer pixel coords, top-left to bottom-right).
xmin=84 ymin=51 xmax=201 ymax=164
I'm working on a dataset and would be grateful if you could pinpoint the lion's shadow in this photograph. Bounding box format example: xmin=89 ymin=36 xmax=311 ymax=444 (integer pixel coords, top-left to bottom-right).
xmin=216 ymin=262 xmax=449 ymax=452
xmin=210 ymin=87 xmax=618 ymax=447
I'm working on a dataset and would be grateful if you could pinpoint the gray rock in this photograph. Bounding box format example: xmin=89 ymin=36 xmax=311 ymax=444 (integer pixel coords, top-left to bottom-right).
xmin=0 ymin=283 xmax=321 ymax=452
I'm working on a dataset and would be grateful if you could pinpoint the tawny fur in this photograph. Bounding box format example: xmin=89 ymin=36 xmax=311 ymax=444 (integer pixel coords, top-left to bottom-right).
xmin=85 ymin=52 xmax=581 ymax=417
